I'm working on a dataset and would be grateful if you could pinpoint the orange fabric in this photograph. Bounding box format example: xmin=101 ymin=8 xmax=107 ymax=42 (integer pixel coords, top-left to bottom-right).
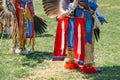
xmin=64 ymin=62 xmax=80 ymax=70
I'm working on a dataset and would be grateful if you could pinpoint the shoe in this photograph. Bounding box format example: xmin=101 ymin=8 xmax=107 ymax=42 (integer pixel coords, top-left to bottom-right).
xmin=64 ymin=62 xmax=80 ymax=70
xmin=81 ymin=66 xmax=103 ymax=73
xmin=15 ymin=47 xmax=22 ymax=54
xmin=96 ymin=68 xmax=103 ymax=72
xmin=22 ymin=48 xmax=33 ymax=55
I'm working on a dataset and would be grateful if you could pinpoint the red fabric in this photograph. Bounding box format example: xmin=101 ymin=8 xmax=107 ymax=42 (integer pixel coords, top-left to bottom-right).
xmin=53 ymin=17 xmax=68 ymax=61
xmin=15 ymin=2 xmax=21 ymax=25
xmin=38 ymin=17 xmax=43 ymax=21
xmin=64 ymin=62 xmax=79 ymax=70
xmin=13 ymin=0 xmax=17 ymax=7
xmin=74 ymin=18 xmax=85 ymax=64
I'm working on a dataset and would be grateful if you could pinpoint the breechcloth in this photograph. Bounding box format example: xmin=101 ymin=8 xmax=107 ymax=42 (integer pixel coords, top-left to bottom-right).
xmin=53 ymin=17 xmax=85 ymax=65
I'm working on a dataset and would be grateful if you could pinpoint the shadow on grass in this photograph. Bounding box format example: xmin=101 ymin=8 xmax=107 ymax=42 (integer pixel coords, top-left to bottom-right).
xmin=0 ymin=33 xmax=54 ymax=38
xmin=85 ymin=66 xmax=120 ymax=80
xmin=26 ymin=51 xmax=52 ymax=63
xmin=35 ymin=33 xmax=54 ymax=37
xmin=21 ymin=51 xmax=52 ymax=67
xmin=0 ymin=33 xmax=11 ymax=39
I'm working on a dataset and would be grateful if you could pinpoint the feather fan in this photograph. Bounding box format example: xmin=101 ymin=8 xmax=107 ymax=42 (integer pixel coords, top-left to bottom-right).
xmin=42 ymin=0 xmax=78 ymax=18
xmin=34 ymin=15 xmax=47 ymax=34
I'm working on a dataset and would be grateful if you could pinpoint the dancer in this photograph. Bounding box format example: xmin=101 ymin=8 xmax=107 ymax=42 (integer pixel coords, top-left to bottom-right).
xmin=13 ymin=0 xmax=47 ymax=54
xmin=0 ymin=0 xmax=47 ymax=54
xmin=42 ymin=0 xmax=106 ymax=73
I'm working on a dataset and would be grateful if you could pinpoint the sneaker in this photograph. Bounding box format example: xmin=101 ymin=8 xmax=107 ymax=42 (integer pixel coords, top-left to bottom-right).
xmin=22 ymin=48 xmax=33 ymax=55
xmin=81 ymin=66 xmax=103 ymax=73
xmin=96 ymin=68 xmax=103 ymax=72
xmin=15 ymin=47 xmax=22 ymax=54
xmin=64 ymin=62 xmax=80 ymax=70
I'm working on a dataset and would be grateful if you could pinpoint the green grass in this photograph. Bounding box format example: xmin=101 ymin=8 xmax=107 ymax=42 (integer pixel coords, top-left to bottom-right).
xmin=0 ymin=0 xmax=120 ymax=80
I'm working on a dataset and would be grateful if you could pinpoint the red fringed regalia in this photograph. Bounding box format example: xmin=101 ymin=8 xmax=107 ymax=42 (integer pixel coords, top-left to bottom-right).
xmin=53 ymin=17 xmax=85 ymax=65
xmin=53 ymin=17 xmax=68 ymax=61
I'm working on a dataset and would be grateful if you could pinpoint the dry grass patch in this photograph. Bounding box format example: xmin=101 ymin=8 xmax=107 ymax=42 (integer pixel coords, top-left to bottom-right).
xmin=99 ymin=4 xmax=110 ymax=7
xmin=18 ymin=61 xmax=85 ymax=80
xmin=107 ymin=6 xmax=120 ymax=9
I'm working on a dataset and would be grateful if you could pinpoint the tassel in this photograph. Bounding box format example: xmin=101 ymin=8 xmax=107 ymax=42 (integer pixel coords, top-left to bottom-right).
xmin=94 ymin=27 xmax=100 ymax=42
xmin=31 ymin=37 xmax=35 ymax=52
xmin=27 ymin=37 xmax=35 ymax=52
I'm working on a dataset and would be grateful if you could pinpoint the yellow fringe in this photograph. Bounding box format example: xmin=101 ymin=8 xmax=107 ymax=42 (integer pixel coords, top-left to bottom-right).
xmin=24 ymin=4 xmax=33 ymax=22
xmin=27 ymin=37 xmax=35 ymax=52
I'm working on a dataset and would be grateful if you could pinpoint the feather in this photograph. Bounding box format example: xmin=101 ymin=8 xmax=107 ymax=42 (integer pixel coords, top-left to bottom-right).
xmin=42 ymin=0 xmax=63 ymax=18
xmin=94 ymin=27 xmax=100 ymax=42
xmin=0 ymin=0 xmax=17 ymax=29
xmin=42 ymin=0 xmax=78 ymax=18
xmin=34 ymin=15 xmax=47 ymax=34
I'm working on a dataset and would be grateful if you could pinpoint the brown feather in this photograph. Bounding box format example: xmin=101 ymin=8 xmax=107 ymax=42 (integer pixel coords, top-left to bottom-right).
xmin=42 ymin=0 xmax=65 ymax=18
xmin=42 ymin=0 xmax=78 ymax=18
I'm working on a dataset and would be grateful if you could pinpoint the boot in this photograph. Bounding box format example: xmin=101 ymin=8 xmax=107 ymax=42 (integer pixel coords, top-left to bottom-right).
xmin=81 ymin=64 xmax=103 ymax=73
xmin=64 ymin=51 xmax=79 ymax=70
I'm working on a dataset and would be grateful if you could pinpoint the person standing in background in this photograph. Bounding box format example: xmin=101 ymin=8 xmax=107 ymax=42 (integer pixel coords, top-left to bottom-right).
xmin=13 ymin=0 xmax=47 ymax=54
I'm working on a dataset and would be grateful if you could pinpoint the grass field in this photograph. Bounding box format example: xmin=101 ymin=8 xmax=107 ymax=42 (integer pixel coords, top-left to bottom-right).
xmin=0 ymin=0 xmax=120 ymax=80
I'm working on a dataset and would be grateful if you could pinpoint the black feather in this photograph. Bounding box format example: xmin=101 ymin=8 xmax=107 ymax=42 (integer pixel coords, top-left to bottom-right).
xmin=94 ymin=27 xmax=100 ymax=42
xmin=34 ymin=15 xmax=47 ymax=34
